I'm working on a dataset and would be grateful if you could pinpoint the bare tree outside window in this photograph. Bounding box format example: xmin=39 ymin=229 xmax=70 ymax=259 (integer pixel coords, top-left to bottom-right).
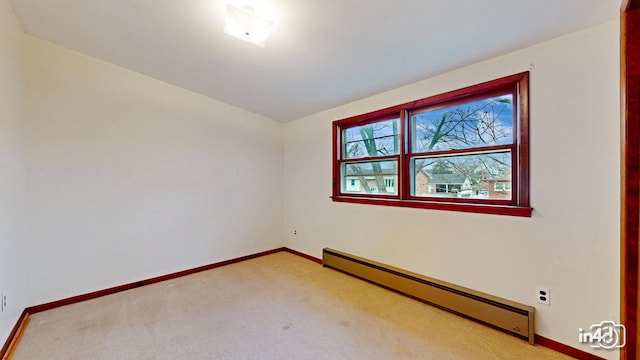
xmin=342 ymin=96 xmax=514 ymax=198
xmin=332 ymin=72 xmax=530 ymax=216
xmin=410 ymin=95 xmax=513 ymax=199
xmin=342 ymin=118 xmax=399 ymax=194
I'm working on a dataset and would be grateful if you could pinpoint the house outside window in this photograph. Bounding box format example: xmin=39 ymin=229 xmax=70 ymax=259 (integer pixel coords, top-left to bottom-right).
xmin=332 ymin=72 xmax=531 ymax=217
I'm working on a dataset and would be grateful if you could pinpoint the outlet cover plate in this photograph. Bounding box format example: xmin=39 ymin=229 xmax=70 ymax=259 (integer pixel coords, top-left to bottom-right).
xmin=536 ymin=287 xmax=550 ymax=306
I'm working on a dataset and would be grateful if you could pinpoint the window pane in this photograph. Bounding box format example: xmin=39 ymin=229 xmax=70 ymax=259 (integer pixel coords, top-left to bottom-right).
xmin=412 ymin=95 xmax=513 ymax=153
xmin=343 ymin=118 xmax=400 ymax=159
xmin=342 ymin=160 xmax=398 ymax=195
xmin=412 ymin=151 xmax=512 ymax=200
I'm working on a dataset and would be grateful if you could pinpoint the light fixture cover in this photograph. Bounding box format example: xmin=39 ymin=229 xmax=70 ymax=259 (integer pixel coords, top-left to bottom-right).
xmin=224 ymin=3 xmax=274 ymax=47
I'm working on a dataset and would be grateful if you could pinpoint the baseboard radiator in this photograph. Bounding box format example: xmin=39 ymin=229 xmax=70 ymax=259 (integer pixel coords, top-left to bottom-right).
xmin=322 ymin=248 xmax=535 ymax=344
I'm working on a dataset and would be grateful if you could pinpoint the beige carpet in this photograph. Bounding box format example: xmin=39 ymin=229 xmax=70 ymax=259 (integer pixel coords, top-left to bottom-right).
xmin=13 ymin=252 xmax=570 ymax=359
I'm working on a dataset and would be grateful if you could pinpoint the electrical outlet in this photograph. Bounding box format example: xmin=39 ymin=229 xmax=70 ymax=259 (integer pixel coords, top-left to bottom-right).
xmin=536 ymin=287 xmax=550 ymax=306
xmin=1 ymin=293 xmax=5 ymax=312
xmin=293 ymin=229 xmax=297 ymax=235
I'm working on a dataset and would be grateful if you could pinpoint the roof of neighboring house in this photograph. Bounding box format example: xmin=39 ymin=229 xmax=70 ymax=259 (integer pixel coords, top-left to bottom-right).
xmin=344 ymin=168 xmax=396 ymax=176
xmin=478 ymin=176 xmax=511 ymax=183
xmin=429 ymin=174 xmax=469 ymax=184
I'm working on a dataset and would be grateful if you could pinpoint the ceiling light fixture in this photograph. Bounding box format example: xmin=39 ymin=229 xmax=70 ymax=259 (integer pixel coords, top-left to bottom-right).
xmin=224 ymin=3 xmax=274 ymax=47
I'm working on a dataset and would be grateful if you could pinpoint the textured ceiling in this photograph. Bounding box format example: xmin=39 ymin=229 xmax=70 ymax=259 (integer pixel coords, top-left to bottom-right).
xmin=9 ymin=0 xmax=621 ymax=122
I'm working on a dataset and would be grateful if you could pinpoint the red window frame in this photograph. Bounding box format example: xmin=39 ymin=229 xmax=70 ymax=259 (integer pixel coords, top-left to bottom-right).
xmin=332 ymin=72 xmax=531 ymax=217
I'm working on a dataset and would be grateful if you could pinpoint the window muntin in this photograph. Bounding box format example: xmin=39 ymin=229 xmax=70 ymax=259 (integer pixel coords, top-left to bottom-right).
xmin=332 ymin=72 xmax=530 ymax=217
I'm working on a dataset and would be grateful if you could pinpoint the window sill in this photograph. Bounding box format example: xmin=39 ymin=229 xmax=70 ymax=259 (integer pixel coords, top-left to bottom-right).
xmin=331 ymin=195 xmax=532 ymax=217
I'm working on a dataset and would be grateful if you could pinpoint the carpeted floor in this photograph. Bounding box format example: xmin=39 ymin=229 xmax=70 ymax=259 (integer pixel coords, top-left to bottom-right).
xmin=13 ymin=252 xmax=571 ymax=359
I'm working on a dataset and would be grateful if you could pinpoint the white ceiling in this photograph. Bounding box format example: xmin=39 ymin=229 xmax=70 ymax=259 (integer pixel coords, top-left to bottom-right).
xmin=9 ymin=0 xmax=620 ymax=122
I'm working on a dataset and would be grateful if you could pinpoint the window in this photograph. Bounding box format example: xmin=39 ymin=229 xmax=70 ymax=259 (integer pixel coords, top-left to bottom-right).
xmin=494 ymin=182 xmax=512 ymax=192
xmin=332 ymin=72 xmax=531 ymax=217
xmin=384 ymin=178 xmax=396 ymax=192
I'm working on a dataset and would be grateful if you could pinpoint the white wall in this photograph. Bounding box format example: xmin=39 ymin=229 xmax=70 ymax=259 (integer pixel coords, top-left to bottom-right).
xmin=284 ymin=21 xmax=620 ymax=359
xmin=23 ymin=36 xmax=284 ymax=306
xmin=0 ymin=0 xmax=27 ymax=343
xmin=1 ymin=6 xmax=621 ymax=358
